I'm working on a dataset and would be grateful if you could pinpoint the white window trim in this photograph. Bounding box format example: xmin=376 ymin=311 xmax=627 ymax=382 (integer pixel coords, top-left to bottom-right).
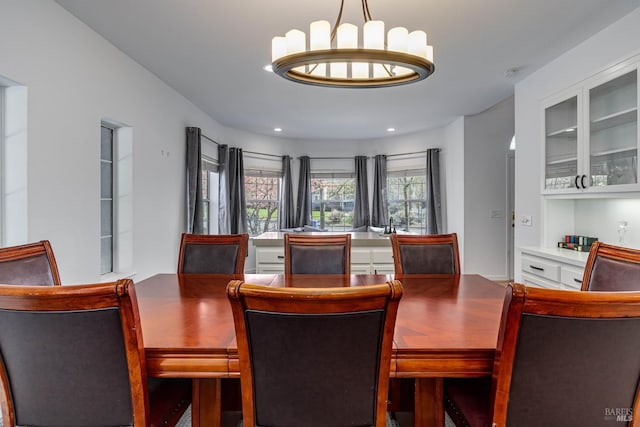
xmin=100 ymin=120 xmax=133 ymax=281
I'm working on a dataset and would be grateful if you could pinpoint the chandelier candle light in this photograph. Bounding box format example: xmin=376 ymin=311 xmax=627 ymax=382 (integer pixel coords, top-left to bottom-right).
xmin=271 ymin=0 xmax=435 ymax=88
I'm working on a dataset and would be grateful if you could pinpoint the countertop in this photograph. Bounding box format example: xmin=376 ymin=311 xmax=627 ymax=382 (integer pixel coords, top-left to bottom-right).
xmin=252 ymin=231 xmax=394 ymax=247
xmin=519 ymin=246 xmax=590 ymax=267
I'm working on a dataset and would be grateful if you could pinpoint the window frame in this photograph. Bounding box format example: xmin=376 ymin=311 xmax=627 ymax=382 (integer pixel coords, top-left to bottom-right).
xmin=310 ymin=172 xmax=356 ymax=232
xmin=244 ymin=168 xmax=281 ymax=236
xmin=201 ymin=156 xmax=219 ymax=235
xmin=100 ymin=124 xmax=115 ymax=275
xmin=386 ymin=168 xmax=427 ymax=233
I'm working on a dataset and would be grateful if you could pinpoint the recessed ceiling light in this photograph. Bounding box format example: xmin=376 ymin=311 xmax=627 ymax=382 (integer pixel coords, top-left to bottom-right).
xmin=387 ymin=127 xmax=396 ymax=132
xmin=263 ymin=64 xmax=273 ymax=72
xmin=274 ymin=127 xmax=282 ymax=132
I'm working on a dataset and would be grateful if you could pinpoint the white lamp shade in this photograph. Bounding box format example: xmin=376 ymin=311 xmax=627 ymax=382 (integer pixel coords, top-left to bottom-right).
xmin=286 ymin=29 xmax=306 ymax=54
xmin=408 ymin=30 xmax=427 ymax=58
xmin=387 ymin=27 xmax=408 ymax=52
xmin=310 ymin=20 xmax=330 ymax=50
xmin=364 ymin=20 xmax=384 ymax=49
xmin=331 ymin=62 xmax=348 ymax=78
xmin=272 ymin=36 xmax=287 ymax=61
xmin=337 ymin=23 xmax=358 ymax=48
xmin=426 ymin=45 xmax=434 ymax=62
xmin=353 ymin=62 xmax=368 ymax=79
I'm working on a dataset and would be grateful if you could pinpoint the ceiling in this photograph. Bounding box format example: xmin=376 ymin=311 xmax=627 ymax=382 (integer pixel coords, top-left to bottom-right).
xmin=55 ymin=0 xmax=640 ymax=141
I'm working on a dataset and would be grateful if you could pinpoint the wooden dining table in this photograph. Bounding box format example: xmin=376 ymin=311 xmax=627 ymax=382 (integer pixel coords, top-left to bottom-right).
xmin=135 ymin=273 xmax=506 ymax=427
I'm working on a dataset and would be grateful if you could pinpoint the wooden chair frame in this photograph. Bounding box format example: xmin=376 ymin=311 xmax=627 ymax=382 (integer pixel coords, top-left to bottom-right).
xmin=0 ymin=240 xmax=61 ymax=285
xmin=0 ymin=280 xmax=149 ymax=426
xmin=227 ymin=279 xmax=403 ymax=427
xmin=490 ymin=283 xmax=640 ymax=426
xmin=389 ymin=233 xmax=460 ymax=275
xmin=177 ymin=233 xmax=249 ymax=274
xmin=284 ymin=233 xmax=352 ymax=275
xmin=581 ymin=241 xmax=640 ymax=291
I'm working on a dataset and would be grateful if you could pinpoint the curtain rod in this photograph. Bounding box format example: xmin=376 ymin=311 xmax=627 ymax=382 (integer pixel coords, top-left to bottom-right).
xmin=201 ymin=133 xmax=219 ymax=145
xmin=386 ymin=149 xmax=440 ymax=158
xmin=201 ymin=133 xmax=281 ymax=160
xmin=301 ymin=156 xmax=369 ymax=160
xmin=244 ymin=150 xmax=282 ymax=159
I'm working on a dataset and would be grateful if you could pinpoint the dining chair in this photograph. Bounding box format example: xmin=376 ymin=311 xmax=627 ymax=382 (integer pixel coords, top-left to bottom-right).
xmin=177 ymin=233 xmax=249 ymax=274
xmin=0 ymin=280 xmax=191 ymax=427
xmin=443 ymin=283 xmax=640 ymax=427
xmin=284 ymin=233 xmax=351 ymax=274
xmin=0 ymin=240 xmax=61 ymax=285
xmin=581 ymin=241 xmax=640 ymax=291
xmin=227 ymin=279 xmax=403 ymax=427
xmin=389 ymin=233 xmax=460 ymax=275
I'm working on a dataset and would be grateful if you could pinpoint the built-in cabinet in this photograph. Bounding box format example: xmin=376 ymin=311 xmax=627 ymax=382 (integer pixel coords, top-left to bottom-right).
xmin=524 ymin=55 xmax=640 ymax=288
xmin=253 ymin=232 xmax=394 ymax=274
xmin=543 ymin=58 xmax=639 ymax=194
xmin=520 ymin=247 xmax=588 ymax=291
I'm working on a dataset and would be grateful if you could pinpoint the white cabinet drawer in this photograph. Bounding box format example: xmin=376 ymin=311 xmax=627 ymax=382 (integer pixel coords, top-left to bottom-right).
xmin=351 ymin=249 xmax=371 ymax=264
xmin=521 ymin=272 xmax=561 ymax=290
xmin=371 ymin=248 xmax=393 ymax=263
xmin=351 ymin=265 xmax=372 ymax=274
xmin=521 ymin=255 xmax=560 ymax=282
xmin=561 ymin=265 xmax=584 ymax=290
xmin=256 ymin=248 xmax=285 ymax=263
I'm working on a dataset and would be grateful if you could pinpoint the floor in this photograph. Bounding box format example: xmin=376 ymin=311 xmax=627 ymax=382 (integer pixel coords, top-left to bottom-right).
xmin=173 ymin=409 xmax=457 ymax=427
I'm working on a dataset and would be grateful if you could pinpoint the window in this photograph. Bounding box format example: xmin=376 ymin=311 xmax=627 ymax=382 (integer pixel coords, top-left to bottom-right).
xmin=387 ymin=169 xmax=427 ymax=233
xmin=0 ymin=82 xmax=28 ymax=246
xmin=100 ymin=125 xmax=114 ymax=274
xmin=100 ymin=121 xmax=133 ymax=278
xmin=311 ymin=173 xmax=355 ymax=231
xmin=201 ymin=157 xmax=218 ymax=234
xmin=245 ymin=170 xmax=280 ymax=235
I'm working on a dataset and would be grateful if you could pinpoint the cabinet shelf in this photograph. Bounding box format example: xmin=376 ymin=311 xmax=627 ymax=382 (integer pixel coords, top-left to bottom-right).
xmin=547 ymin=156 xmax=578 ymax=166
xmin=590 ymin=147 xmax=637 ymax=158
xmin=546 ymin=126 xmax=578 ymax=138
xmin=590 ymin=107 xmax=637 ymax=133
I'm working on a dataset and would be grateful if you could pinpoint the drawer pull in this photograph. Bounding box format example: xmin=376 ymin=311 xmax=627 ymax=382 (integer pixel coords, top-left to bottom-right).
xmin=277 ymin=255 xmax=285 ymax=259
xmin=530 ymin=265 xmax=544 ymax=272
xmin=574 ymin=278 xmax=583 ymax=284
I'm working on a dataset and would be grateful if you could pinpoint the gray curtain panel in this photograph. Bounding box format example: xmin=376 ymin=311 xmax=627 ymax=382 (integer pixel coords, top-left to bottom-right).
xmin=426 ymin=148 xmax=442 ymax=234
xmin=218 ymin=144 xmax=230 ymax=234
xmin=353 ymin=155 xmax=370 ymax=228
xmin=295 ymin=156 xmax=312 ymax=227
xmin=279 ymin=156 xmax=295 ymax=229
xmin=371 ymin=154 xmax=388 ymax=227
xmin=186 ymin=127 xmax=204 ymax=234
xmin=228 ymin=147 xmax=248 ymax=234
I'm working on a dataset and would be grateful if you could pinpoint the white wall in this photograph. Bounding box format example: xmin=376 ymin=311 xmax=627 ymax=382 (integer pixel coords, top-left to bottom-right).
xmin=463 ymin=96 xmax=514 ymax=280
xmin=443 ymin=117 xmax=465 ymax=266
xmin=0 ymin=0 xmax=224 ymax=282
xmin=0 ymin=0 xmax=514 ymax=281
xmin=514 ymin=8 xmax=640 ymax=281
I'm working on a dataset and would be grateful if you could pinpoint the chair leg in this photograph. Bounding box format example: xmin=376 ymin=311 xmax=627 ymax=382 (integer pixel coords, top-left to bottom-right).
xmin=192 ymin=379 xmax=221 ymax=427
xmin=414 ymin=378 xmax=445 ymax=427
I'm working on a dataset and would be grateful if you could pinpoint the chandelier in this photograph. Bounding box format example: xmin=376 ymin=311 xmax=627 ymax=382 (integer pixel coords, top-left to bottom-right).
xmin=271 ymin=0 xmax=435 ymax=88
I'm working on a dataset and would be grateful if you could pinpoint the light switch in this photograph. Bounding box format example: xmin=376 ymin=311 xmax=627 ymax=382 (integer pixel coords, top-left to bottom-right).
xmin=521 ymin=215 xmax=532 ymax=227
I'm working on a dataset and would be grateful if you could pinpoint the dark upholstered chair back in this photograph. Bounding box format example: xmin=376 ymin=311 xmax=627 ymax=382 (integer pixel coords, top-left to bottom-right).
xmin=390 ymin=233 xmax=460 ymax=275
xmin=285 ymin=234 xmax=351 ymax=275
xmin=177 ymin=233 xmax=249 ymax=274
xmin=490 ymin=284 xmax=640 ymax=426
xmin=581 ymin=241 xmax=640 ymax=291
xmin=0 ymin=280 xmax=149 ymax=427
xmin=227 ymin=280 xmax=402 ymax=427
xmin=0 ymin=240 xmax=61 ymax=285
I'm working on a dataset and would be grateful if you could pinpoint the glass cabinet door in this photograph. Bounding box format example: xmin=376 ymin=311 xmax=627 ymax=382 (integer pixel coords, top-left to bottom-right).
xmin=588 ymin=69 xmax=638 ymax=188
xmin=545 ymin=96 xmax=579 ymax=190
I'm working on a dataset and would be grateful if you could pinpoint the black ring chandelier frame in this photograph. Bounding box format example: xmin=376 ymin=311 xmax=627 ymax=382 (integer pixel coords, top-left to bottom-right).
xmin=271 ymin=0 xmax=435 ymax=88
